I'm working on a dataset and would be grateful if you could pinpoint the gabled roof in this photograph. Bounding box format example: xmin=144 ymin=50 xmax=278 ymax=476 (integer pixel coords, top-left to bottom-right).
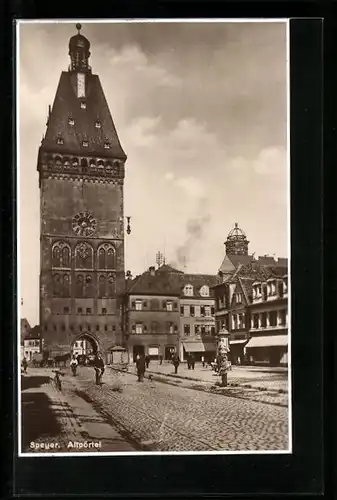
xmin=24 ymin=325 xmax=41 ymax=340
xmin=41 ymin=71 xmax=126 ymax=160
xmin=218 ymin=254 xmax=254 ymax=275
xmin=157 ymin=264 xmax=183 ymax=274
xmin=126 ymin=267 xmax=219 ymax=297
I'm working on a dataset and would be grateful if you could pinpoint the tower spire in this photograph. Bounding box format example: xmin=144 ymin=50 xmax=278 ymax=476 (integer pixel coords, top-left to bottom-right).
xmin=68 ymin=23 xmax=91 ymax=73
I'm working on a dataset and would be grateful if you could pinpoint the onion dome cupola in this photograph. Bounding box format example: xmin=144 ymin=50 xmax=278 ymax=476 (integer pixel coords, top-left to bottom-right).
xmin=68 ymin=23 xmax=91 ymax=73
xmin=225 ymin=222 xmax=249 ymax=256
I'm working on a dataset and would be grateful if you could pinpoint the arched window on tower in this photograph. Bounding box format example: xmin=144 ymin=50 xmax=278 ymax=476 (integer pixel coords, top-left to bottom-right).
xmin=85 ymin=275 xmax=93 ymax=297
xmin=62 ymin=246 xmax=70 ymax=268
xmin=107 ymin=248 xmax=115 ymax=269
xmin=63 ymin=274 xmax=70 ymax=296
xmin=107 ymin=275 xmax=115 ymax=297
xmin=97 ymin=244 xmax=116 ymax=270
xmin=53 ymin=274 xmax=61 ymax=296
xmin=99 ymin=275 xmax=106 ymax=297
xmin=75 ymin=242 xmax=93 ymax=269
xmin=98 ymin=248 xmax=105 ymax=270
xmin=75 ymin=275 xmax=84 ymax=297
xmin=52 ymin=246 xmax=61 ymax=268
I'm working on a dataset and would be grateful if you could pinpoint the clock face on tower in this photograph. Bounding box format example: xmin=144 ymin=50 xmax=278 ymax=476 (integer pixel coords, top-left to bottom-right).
xmin=72 ymin=211 xmax=97 ymax=236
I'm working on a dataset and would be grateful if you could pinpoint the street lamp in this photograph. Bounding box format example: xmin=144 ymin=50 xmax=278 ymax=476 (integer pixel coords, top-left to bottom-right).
xmin=217 ymin=324 xmax=230 ymax=387
xmin=120 ymin=216 xmax=131 ymax=235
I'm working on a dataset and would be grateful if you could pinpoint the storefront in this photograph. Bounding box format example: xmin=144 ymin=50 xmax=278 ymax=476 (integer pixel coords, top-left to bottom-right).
xmin=229 ymin=339 xmax=248 ymax=365
xmin=181 ymin=341 xmax=216 ymax=362
xmin=245 ymin=334 xmax=288 ymax=366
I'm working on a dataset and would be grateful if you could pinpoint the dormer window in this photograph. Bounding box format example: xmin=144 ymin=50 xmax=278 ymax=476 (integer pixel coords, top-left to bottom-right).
xmin=184 ymin=284 xmax=193 ymax=296
xmin=95 ymin=120 xmax=101 ymax=129
xmin=68 ymin=117 xmax=75 ymax=126
xmin=104 ymin=141 xmax=110 ymax=149
xmin=80 ymin=101 xmax=86 ymax=109
xmin=235 ymin=293 xmax=242 ymax=303
xmin=82 ymin=139 xmax=89 ymax=147
xmin=56 ymin=136 xmax=64 ymax=145
xmin=200 ymin=285 xmax=209 ymax=297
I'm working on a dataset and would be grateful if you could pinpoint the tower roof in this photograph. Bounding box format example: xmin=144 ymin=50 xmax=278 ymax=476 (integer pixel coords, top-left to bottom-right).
xmin=227 ymin=222 xmax=247 ymax=241
xmin=40 ymin=71 xmax=126 ymax=159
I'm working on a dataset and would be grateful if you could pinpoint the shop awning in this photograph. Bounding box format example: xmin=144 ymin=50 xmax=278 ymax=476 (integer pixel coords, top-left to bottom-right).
xmin=230 ymin=339 xmax=248 ymax=345
xmin=246 ymin=335 xmax=288 ymax=348
xmin=182 ymin=342 xmax=216 ymax=353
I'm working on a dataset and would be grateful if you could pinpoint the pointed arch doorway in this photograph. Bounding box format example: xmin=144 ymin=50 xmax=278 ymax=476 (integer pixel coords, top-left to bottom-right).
xmin=71 ymin=333 xmax=99 ymax=365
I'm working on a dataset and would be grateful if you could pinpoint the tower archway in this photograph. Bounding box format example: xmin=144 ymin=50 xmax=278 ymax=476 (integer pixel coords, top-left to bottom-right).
xmin=71 ymin=332 xmax=100 ymax=363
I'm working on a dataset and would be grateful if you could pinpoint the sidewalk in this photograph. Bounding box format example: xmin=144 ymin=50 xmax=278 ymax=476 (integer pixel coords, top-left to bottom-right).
xmin=125 ymin=361 xmax=288 ymax=393
xmin=21 ymin=368 xmax=137 ymax=453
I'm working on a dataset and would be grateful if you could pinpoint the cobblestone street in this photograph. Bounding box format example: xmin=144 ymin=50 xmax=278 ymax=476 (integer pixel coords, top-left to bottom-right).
xmin=21 ymin=365 xmax=289 ymax=453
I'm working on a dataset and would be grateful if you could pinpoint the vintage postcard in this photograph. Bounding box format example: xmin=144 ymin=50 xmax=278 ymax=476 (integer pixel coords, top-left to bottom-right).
xmin=18 ymin=19 xmax=290 ymax=456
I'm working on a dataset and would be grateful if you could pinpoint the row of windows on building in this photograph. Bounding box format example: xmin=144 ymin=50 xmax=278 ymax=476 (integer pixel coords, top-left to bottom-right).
xmin=131 ymin=299 xmax=215 ymax=317
xmin=130 ymin=322 xmax=216 ymax=336
xmin=217 ymin=293 xmax=243 ymax=309
xmin=47 ymin=155 xmax=121 ymax=171
xmin=44 ymin=323 xmax=116 ymax=332
xmin=252 ymin=279 xmax=288 ymax=301
xmin=52 ymin=242 xmax=116 ymax=270
xmin=251 ymin=310 xmax=287 ymax=328
xmin=24 ymin=340 xmax=40 ymax=347
xmin=56 ymin=306 xmax=112 ymax=315
xmin=215 ymin=310 xmax=287 ymax=332
xmin=53 ymin=273 xmax=115 ymax=297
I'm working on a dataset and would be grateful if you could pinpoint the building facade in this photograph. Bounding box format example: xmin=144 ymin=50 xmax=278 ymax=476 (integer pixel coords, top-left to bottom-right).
xmin=23 ymin=326 xmax=41 ymax=361
xmin=123 ymin=265 xmax=219 ymax=362
xmin=37 ymin=25 xmax=127 ymax=359
xmin=245 ymin=273 xmax=288 ymax=366
xmin=213 ymin=223 xmax=289 ymax=366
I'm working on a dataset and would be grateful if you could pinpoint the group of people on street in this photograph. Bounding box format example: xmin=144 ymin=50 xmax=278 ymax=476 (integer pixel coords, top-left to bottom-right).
xmin=70 ymin=352 xmax=105 ymax=385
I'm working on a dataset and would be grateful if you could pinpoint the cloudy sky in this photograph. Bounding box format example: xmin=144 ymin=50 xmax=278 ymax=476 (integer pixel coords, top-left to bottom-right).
xmin=18 ymin=20 xmax=288 ymax=325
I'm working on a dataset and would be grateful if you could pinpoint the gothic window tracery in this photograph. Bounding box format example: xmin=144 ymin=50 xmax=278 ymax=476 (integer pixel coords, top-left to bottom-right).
xmin=75 ymin=242 xmax=93 ymax=269
xmin=107 ymin=275 xmax=115 ymax=297
xmin=75 ymin=274 xmax=84 ymax=297
xmin=52 ymin=241 xmax=71 ymax=268
xmin=85 ymin=275 xmax=93 ymax=297
xmin=99 ymin=275 xmax=106 ymax=297
xmin=63 ymin=274 xmax=70 ymax=296
xmin=97 ymin=244 xmax=116 ymax=270
xmin=53 ymin=274 xmax=61 ymax=296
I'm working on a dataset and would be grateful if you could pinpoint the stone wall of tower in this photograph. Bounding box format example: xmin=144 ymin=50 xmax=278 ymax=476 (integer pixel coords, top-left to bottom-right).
xmin=39 ymin=176 xmax=125 ymax=356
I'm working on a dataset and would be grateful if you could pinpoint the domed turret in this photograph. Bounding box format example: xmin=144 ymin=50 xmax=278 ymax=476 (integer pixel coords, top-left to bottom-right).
xmin=68 ymin=24 xmax=91 ymax=73
xmin=225 ymin=222 xmax=249 ymax=256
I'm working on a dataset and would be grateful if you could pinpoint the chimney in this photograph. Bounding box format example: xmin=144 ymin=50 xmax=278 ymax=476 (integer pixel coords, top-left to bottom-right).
xmin=149 ymin=266 xmax=156 ymax=276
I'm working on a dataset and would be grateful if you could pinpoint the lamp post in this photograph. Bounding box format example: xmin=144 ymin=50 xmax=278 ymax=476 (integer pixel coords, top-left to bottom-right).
xmin=120 ymin=216 xmax=131 ymax=235
xmin=217 ymin=324 xmax=230 ymax=387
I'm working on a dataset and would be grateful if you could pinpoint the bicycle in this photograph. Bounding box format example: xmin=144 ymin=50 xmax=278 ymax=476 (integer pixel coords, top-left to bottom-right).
xmin=52 ymin=369 xmax=65 ymax=391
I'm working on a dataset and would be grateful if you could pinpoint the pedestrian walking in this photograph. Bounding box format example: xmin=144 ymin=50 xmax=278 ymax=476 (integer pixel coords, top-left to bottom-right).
xmin=145 ymin=354 xmax=150 ymax=369
xmin=136 ymin=354 xmax=146 ymax=382
xmin=93 ymin=352 xmax=105 ymax=385
xmin=159 ymin=354 xmax=163 ymax=365
xmin=70 ymin=354 xmax=78 ymax=376
xmin=186 ymin=353 xmax=191 ymax=370
xmin=201 ymin=355 xmax=205 ymax=368
xmin=172 ymin=354 xmax=180 ymax=374
xmin=190 ymin=353 xmax=195 ymax=370
xmin=22 ymin=356 xmax=28 ymax=374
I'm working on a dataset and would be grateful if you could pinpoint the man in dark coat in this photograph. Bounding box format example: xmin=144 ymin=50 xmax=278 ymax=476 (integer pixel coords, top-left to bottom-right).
xmin=93 ymin=353 xmax=105 ymax=385
xmin=190 ymin=353 xmax=195 ymax=370
xmin=145 ymin=354 xmax=150 ymax=369
xmin=172 ymin=354 xmax=180 ymax=374
xmin=136 ymin=354 xmax=146 ymax=382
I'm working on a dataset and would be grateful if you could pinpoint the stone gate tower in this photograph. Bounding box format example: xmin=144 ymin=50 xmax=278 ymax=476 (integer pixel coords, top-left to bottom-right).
xmin=37 ymin=25 xmax=127 ymax=358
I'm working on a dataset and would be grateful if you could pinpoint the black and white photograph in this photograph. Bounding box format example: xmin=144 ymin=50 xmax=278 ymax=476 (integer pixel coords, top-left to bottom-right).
xmin=18 ymin=19 xmax=290 ymax=455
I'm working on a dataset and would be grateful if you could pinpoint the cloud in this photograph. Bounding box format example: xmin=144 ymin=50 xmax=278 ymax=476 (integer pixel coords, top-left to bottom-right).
xmin=107 ymin=45 xmax=181 ymax=88
xmin=175 ymin=176 xmax=205 ymax=199
xmin=164 ymin=172 xmax=175 ymax=181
